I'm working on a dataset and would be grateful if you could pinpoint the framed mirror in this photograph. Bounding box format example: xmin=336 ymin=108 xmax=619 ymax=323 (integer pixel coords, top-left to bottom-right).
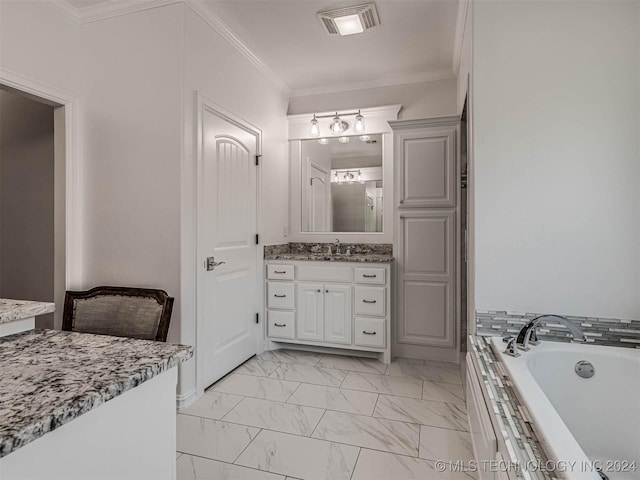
xmin=301 ymin=134 xmax=383 ymax=233
xmin=287 ymin=105 xmax=400 ymax=242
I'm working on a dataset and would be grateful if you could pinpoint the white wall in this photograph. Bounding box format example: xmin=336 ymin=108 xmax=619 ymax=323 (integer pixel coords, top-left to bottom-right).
xmin=79 ymin=4 xmax=183 ymax=330
xmin=288 ymin=78 xmax=458 ymax=119
xmin=473 ymin=1 xmax=640 ymax=320
xmin=0 ymin=90 xmax=55 ymax=328
xmin=179 ymin=4 xmax=289 ymax=397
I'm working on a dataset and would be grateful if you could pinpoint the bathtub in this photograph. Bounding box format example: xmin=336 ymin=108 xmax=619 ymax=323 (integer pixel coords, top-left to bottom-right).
xmin=490 ymin=337 xmax=640 ymax=480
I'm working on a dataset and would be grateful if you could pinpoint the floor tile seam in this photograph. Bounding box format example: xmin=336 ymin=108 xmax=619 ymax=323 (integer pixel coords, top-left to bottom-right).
xmin=176 ymin=449 xmax=285 ymax=477
xmin=308 ymin=429 xmax=420 ymax=458
xmin=384 ymin=372 xmax=463 ymax=385
xmin=192 ymin=405 xmax=326 ymax=437
xmin=339 ymin=384 xmax=422 ymax=399
xmin=231 ymin=427 xmax=264 ymax=465
xmin=349 ymin=447 xmax=363 ymax=480
xmin=251 ymin=426 xmax=422 ymax=459
xmin=371 ymin=411 xmax=471 ymax=433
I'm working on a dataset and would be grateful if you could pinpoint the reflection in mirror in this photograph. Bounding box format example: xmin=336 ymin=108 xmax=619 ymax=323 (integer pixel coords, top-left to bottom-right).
xmin=301 ymin=134 xmax=383 ymax=233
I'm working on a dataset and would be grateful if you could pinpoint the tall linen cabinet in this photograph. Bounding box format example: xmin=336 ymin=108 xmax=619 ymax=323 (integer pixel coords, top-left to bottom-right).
xmin=390 ymin=117 xmax=461 ymax=363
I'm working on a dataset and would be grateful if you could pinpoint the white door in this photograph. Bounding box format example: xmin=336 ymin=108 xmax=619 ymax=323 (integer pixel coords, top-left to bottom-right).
xmin=323 ymin=284 xmax=352 ymax=345
xmin=198 ymin=103 xmax=259 ymax=389
xmin=309 ymin=163 xmax=330 ymax=232
xmin=296 ymin=283 xmax=324 ymax=341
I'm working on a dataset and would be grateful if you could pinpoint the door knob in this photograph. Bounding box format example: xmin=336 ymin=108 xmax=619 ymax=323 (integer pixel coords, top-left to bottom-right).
xmin=205 ymin=257 xmax=226 ymax=271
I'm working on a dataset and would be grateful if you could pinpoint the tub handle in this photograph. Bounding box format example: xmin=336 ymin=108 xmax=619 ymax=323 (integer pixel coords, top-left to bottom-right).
xmin=504 ymin=337 xmax=520 ymax=357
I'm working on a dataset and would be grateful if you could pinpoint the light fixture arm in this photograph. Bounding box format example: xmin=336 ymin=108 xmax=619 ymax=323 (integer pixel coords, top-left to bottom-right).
xmin=312 ymin=110 xmax=362 ymax=119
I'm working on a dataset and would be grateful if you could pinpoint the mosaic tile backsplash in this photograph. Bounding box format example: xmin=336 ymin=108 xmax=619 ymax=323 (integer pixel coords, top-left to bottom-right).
xmin=476 ymin=310 xmax=640 ymax=348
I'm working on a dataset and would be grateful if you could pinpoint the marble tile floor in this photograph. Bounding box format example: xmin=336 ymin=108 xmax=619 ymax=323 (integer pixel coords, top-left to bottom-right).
xmin=177 ymin=350 xmax=475 ymax=480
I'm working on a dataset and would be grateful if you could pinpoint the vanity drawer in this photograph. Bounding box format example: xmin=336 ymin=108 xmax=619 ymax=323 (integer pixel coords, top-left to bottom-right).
xmin=354 ymin=286 xmax=386 ymax=316
xmin=267 ymin=264 xmax=294 ymax=280
xmin=267 ymin=282 xmax=294 ymax=309
xmin=268 ymin=310 xmax=294 ymax=339
xmin=296 ymin=264 xmax=352 ymax=283
xmin=355 ymin=267 xmax=386 ymax=285
xmin=354 ymin=317 xmax=385 ymax=348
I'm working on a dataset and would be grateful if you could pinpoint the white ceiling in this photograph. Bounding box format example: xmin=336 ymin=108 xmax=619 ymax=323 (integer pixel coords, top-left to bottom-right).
xmin=57 ymin=0 xmax=462 ymax=95
xmin=204 ymin=0 xmax=460 ymax=95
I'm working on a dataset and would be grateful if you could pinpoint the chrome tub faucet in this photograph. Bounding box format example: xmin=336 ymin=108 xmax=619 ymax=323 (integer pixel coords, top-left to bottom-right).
xmin=504 ymin=314 xmax=587 ymax=357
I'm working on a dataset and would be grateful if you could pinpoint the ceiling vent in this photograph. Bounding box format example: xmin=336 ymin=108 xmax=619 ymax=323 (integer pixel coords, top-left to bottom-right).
xmin=317 ymin=3 xmax=380 ymax=36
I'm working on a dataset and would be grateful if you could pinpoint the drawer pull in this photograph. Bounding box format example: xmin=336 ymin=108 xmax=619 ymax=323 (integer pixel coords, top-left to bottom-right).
xmin=362 ymin=274 xmax=377 ymax=278
xmin=273 ymin=270 xmax=287 ymax=274
xmin=274 ymin=294 xmax=287 ymax=298
xmin=274 ymin=323 xmax=287 ymax=327
xmin=362 ymin=299 xmax=377 ymax=304
xmin=362 ymin=330 xmax=377 ymax=335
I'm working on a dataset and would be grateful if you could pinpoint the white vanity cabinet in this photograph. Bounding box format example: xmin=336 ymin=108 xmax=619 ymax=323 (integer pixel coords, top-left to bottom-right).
xmin=265 ymin=260 xmax=391 ymax=363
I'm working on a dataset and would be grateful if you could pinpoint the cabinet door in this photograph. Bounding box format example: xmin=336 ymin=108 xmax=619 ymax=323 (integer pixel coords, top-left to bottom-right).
xmin=396 ymin=125 xmax=456 ymax=208
xmin=397 ymin=210 xmax=456 ymax=348
xmin=323 ymin=285 xmax=352 ymax=345
xmin=296 ymin=283 xmax=324 ymax=341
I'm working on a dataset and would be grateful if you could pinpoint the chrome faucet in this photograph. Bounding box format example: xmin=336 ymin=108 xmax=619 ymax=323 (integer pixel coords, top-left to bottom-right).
xmin=515 ymin=314 xmax=587 ymax=352
xmin=334 ymin=239 xmax=341 ymax=255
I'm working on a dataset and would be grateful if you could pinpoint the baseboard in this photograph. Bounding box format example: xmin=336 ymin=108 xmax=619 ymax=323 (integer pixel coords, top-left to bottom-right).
xmin=176 ymin=388 xmax=198 ymax=411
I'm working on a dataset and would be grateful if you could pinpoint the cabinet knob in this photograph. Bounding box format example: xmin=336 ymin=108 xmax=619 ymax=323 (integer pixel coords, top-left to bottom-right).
xmin=317 ymin=289 xmax=321 ymax=293
xmin=399 ymin=200 xmax=404 ymax=204
xmin=326 ymin=290 xmax=328 ymax=293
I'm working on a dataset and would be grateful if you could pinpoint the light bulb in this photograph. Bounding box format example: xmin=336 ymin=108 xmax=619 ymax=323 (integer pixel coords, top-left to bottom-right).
xmin=338 ymin=173 xmax=343 ymax=184
xmin=318 ymin=138 xmax=328 ymax=145
xmin=359 ymin=135 xmax=370 ymax=142
xmin=310 ymin=115 xmax=320 ymax=137
xmin=330 ymin=113 xmax=342 ymax=135
xmin=333 ymin=171 xmax=339 ymax=183
xmin=357 ymin=171 xmax=363 ymax=183
xmin=354 ymin=110 xmax=365 ymax=133
xmin=338 ymin=136 xmax=349 ymax=143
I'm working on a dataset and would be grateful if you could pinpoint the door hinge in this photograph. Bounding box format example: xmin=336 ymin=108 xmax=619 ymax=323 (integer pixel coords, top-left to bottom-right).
xmin=255 ymin=234 xmax=260 ymax=244
xmin=255 ymin=154 xmax=262 ymax=166
xmin=255 ymin=313 xmax=260 ymax=324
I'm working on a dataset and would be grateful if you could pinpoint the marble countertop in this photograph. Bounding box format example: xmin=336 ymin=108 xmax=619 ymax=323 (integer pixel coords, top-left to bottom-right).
xmin=0 ymin=329 xmax=193 ymax=458
xmin=0 ymin=299 xmax=55 ymax=324
xmin=264 ymin=252 xmax=394 ymax=263
xmin=469 ymin=335 xmax=551 ymax=479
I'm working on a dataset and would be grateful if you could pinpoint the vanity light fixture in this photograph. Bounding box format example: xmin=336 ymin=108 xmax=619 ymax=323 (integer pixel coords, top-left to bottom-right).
xmin=338 ymin=136 xmax=350 ymax=143
xmin=359 ymin=135 xmax=371 ymax=142
xmin=332 ymin=169 xmax=364 ymax=185
xmin=308 ymin=110 xmax=365 ymax=137
xmin=310 ymin=115 xmax=320 ymax=137
xmin=318 ymin=138 xmax=329 ymax=145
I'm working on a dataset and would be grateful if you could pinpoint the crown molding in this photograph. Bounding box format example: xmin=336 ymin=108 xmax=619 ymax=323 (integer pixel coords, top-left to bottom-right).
xmin=388 ymin=115 xmax=460 ymax=130
xmin=452 ymin=0 xmax=470 ymax=75
xmin=42 ymin=0 xmax=180 ymax=24
xmin=184 ymin=0 xmax=291 ymax=94
xmin=289 ymin=69 xmax=456 ymax=98
xmin=41 ymin=0 xmax=291 ymax=94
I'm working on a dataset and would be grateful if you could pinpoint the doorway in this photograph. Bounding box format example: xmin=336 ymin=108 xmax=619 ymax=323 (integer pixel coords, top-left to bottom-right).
xmin=0 ymin=85 xmax=66 ymax=328
xmin=196 ymin=98 xmax=262 ymax=392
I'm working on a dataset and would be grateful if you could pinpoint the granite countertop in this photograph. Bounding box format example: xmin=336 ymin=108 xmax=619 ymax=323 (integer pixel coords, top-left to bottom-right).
xmin=469 ymin=335 xmax=551 ymax=479
xmin=0 ymin=299 xmax=55 ymax=324
xmin=264 ymin=243 xmax=394 ymax=263
xmin=265 ymin=252 xmax=394 ymax=263
xmin=0 ymin=329 xmax=193 ymax=458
